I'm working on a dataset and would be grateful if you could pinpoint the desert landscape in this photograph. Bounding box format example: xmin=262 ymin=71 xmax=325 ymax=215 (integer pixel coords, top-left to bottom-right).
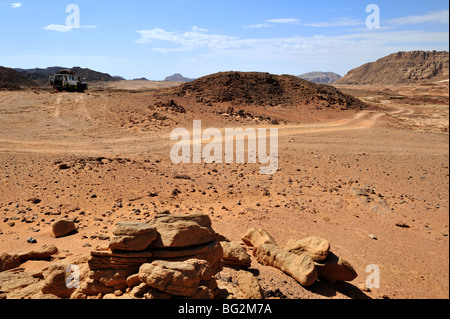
xmin=0 ymin=51 xmax=448 ymax=301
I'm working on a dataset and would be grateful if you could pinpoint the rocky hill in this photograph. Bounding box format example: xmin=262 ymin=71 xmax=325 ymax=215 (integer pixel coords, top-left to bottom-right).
xmin=0 ymin=66 xmax=36 ymax=89
xmin=297 ymin=72 xmax=341 ymax=84
xmin=336 ymin=51 xmax=449 ymax=85
xmin=169 ymin=71 xmax=369 ymax=110
xmin=16 ymin=66 xmax=119 ymax=85
xmin=164 ymin=73 xmax=195 ymax=82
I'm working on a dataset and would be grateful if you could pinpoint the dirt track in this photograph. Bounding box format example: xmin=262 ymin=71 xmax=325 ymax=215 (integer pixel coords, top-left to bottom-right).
xmin=0 ymin=82 xmax=448 ymax=299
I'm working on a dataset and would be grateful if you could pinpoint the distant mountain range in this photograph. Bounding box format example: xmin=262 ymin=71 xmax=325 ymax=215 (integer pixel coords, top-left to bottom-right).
xmin=297 ymin=72 xmax=341 ymax=84
xmin=336 ymin=50 xmax=449 ymax=85
xmin=3 ymin=51 xmax=449 ymax=89
xmin=164 ymin=73 xmax=196 ymax=82
xmin=14 ymin=66 xmax=119 ymax=85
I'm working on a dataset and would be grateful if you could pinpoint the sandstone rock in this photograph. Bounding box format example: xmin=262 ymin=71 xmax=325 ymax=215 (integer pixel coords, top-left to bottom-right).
xmin=314 ymin=252 xmax=358 ymax=284
xmin=148 ymin=213 xmax=218 ymax=248
xmin=88 ymin=249 xmax=151 ymax=271
xmin=237 ymin=270 xmax=264 ymax=299
xmin=89 ymin=240 xmax=223 ymax=274
xmin=41 ymin=260 xmax=86 ymax=298
xmin=143 ymin=286 xmax=172 ymax=299
xmin=126 ymin=273 xmax=141 ymax=288
xmin=138 ymin=259 xmax=214 ymax=297
xmin=221 ymin=241 xmax=251 ymax=267
xmin=0 ymin=253 xmax=20 ymax=272
xmin=253 ymin=244 xmax=318 ymax=287
xmin=284 ymin=237 xmax=330 ymax=262
xmin=89 ymin=268 xmax=136 ymax=290
xmin=129 ymin=282 xmax=150 ymax=297
xmin=242 ymin=227 xmax=278 ymax=248
xmin=109 ymin=221 xmax=157 ymax=251
xmin=103 ymin=292 xmax=139 ymax=299
xmin=0 ymin=268 xmax=47 ymax=299
xmin=17 ymin=244 xmax=59 ymax=262
xmin=52 ymin=219 xmax=76 ymax=238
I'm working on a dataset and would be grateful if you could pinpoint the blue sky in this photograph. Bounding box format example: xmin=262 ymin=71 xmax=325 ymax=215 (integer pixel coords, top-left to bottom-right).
xmin=0 ymin=1 xmax=448 ymax=80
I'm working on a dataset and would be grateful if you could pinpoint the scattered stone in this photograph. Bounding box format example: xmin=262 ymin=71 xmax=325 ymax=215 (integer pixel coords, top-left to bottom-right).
xmin=237 ymin=270 xmax=264 ymax=299
xmin=52 ymin=219 xmax=76 ymax=238
xmin=28 ymin=198 xmax=41 ymax=204
xmin=314 ymin=252 xmax=358 ymax=284
xmin=27 ymin=237 xmax=37 ymax=244
xmin=58 ymin=163 xmax=70 ymax=170
xmin=220 ymin=241 xmax=251 ymax=267
xmin=98 ymin=234 xmax=110 ymax=241
xmin=253 ymin=244 xmax=318 ymax=287
xmin=369 ymin=234 xmax=378 ymax=240
xmin=241 ymin=227 xmax=278 ymax=247
xmin=284 ymin=236 xmax=330 ymax=262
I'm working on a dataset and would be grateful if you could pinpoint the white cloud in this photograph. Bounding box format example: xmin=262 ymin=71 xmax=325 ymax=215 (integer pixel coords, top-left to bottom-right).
xmin=192 ymin=26 xmax=209 ymax=32
xmin=387 ymin=10 xmax=449 ymax=25
xmin=44 ymin=24 xmax=74 ymax=33
xmin=244 ymin=23 xmax=275 ymax=29
xmin=244 ymin=18 xmax=300 ymax=29
xmin=10 ymin=2 xmax=22 ymax=8
xmin=136 ymin=28 xmax=237 ymax=50
xmin=135 ymin=26 xmax=449 ymax=74
xmin=266 ymin=18 xmax=300 ymax=24
xmin=303 ymin=17 xmax=362 ymax=27
xmin=43 ymin=24 xmax=98 ymax=33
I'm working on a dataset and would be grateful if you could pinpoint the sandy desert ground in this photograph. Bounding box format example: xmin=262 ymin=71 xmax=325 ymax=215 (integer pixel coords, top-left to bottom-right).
xmin=0 ymin=80 xmax=448 ymax=299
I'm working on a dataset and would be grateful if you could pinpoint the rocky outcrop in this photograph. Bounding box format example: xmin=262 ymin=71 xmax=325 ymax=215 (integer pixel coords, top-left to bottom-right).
xmin=254 ymin=244 xmax=318 ymax=287
xmin=74 ymin=213 xmax=223 ymax=299
xmin=220 ymin=241 xmax=252 ymax=268
xmin=241 ymin=227 xmax=278 ymax=248
xmin=109 ymin=221 xmax=158 ymax=251
xmin=237 ymin=270 xmax=264 ymax=299
xmin=139 ymin=259 xmax=217 ymax=298
xmin=242 ymin=228 xmax=357 ymax=287
xmin=0 ymin=245 xmax=59 ymax=272
xmin=314 ymin=252 xmax=358 ymax=284
xmin=284 ymin=237 xmax=330 ymax=262
xmin=336 ymin=51 xmax=449 ymax=84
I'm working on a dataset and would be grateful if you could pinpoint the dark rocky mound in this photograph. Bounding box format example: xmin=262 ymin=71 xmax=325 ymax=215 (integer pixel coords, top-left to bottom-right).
xmin=0 ymin=66 xmax=36 ymax=89
xmin=169 ymin=71 xmax=369 ymax=110
xmin=336 ymin=50 xmax=449 ymax=85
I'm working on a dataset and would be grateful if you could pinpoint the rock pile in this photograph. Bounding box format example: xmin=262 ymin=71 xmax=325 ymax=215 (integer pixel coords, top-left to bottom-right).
xmin=72 ymin=213 xmax=223 ymax=299
xmin=0 ymin=214 xmax=359 ymax=299
xmin=242 ymin=227 xmax=357 ymax=286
